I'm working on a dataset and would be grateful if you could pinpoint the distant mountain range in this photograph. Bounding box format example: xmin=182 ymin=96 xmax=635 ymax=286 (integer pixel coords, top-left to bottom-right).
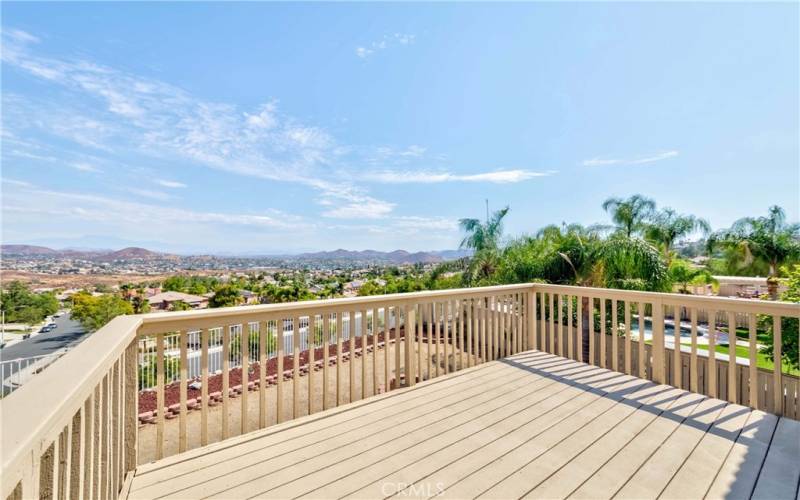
xmin=290 ymin=249 xmax=470 ymax=264
xmin=2 ymin=245 xmax=167 ymax=260
xmin=1 ymin=245 xmax=470 ymax=264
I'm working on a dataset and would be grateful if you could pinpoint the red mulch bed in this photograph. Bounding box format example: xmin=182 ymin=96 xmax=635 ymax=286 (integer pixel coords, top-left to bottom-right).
xmin=138 ymin=327 xmax=422 ymax=413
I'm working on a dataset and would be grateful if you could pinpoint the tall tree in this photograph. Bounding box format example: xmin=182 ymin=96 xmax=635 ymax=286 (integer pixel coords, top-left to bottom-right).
xmin=71 ymin=293 xmax=133 ymax=331
xmin=602 ymin=195 xmax=656 ymax=237
xmin=208 ymin=285 xmax=243 ymax=308
xmin=646 ymin=208 xmax=711 ymax=263
xmin=458 ymin=206 xmax=510 ymax=252
xmin=711 ymin=206 xmax=800 ymax=298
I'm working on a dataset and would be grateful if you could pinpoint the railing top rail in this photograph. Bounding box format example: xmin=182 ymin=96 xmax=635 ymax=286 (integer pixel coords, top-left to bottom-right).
xmin=0 ymin=315 xmax=141 ymax=497
xmin=137 ymin=283 xmax=533 ymax=326
xmin=135 ymin=282 xmax=799 ymax=335
xmin=533 ymin=283 xmax=800 ymax=317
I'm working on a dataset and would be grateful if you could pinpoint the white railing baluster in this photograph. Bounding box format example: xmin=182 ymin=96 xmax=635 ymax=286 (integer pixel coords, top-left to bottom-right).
xmin=576 ymin=295 xmax=583 ymax=363
xmin=653 ymin=300 xmax=665 ymax=384
xmin=773 ymin=315 xmax=783 ymax=416
xmin=708 ymin=310 xmax=717 ymax=398
xmin=690 ymin=309 xmax=698 ymax=393
xmin=348 ymin=311 xmax=356 ymax=402
xmin=624 ymin=301 xmax=631 ymax=374
xmin=674 ymin=306 xmax=682 ymax=389
xmin=600 ymin=298 xmax=607 ymax=368
xmin=323 ymin=313 xmax=330 ymax=408
xmin=638 ymin=302 xmax=645 ymax=378
xmin=221 ymin=325 xmax=230 ymax=439
xmin=179 ymin=330 xmax=188 ymax=452
xmin=200 ymin=328 xmax=209 ymax=445
xmin=241 ymin=321 xmax=250 ymax=433
xmin=611 ymin=299 xmax=619 ymax=372
xmin=727 ymin=311 xmax=737 ymax=404
xmin=336 ymin=313 xmax=343 ymax=406
xmin=292 ymin=315 xmax=300 ymax=418
xmin=155 ymin=333 xmax=164 ymax=460
xmin=308 ymin=315 xmax=315 ymax=415
xmin=749 ymin=313 xmax=758 ymax=408
xmin=258 ymin=321 xmax=267 ymax=428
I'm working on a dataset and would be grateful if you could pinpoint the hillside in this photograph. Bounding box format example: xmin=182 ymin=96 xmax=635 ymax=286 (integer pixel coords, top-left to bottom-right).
xmin=1 ymin=245 xmax=468 ymax=264
xmin=103 ymin=247 xmax=163 ymax=260
xmin=292 ymin=249 xmax=467 ymax=264
xmin=1 ymin=245 xmax=164 ymax=260
xmin=1 ymin=245 xmax=60 ymax=256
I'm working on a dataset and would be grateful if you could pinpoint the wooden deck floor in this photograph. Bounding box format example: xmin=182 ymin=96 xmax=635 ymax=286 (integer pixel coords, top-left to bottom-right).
xmin=126 ymin=351 xmax=800 ymax=500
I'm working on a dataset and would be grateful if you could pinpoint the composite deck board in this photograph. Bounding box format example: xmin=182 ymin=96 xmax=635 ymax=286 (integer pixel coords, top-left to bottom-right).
xmin=344 ymin=368 xmax=630 ymax=498
xmin=613 ymin=395 xmax=730 ymax=499
xmin=659 ymin=402 xmax=753 ymax=499
xmin=705 ymin=410 xmax=779 ymax=500
xmin=126 ymin=351 xmax=800 ymax=500
xmin=751 ymin=417 xmax=800 ymax=500
xmin=568 ymin=391 xmax=708 ymax=499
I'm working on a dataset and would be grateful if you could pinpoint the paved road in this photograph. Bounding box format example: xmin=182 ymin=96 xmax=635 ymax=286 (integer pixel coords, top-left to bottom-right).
xmin=1 ymin=313 xmax=88 ymax=362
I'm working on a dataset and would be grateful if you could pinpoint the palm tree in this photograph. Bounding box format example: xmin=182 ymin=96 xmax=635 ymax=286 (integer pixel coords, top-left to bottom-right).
xmin=540 ymin=225 xmax=668 ymax=360
xmin=459 ymin=206 xmax=510 ymax=252
xmin=646 ymin=208 xmax=711 ymax=263
xmin=466 ymin=249 xmax=501 ymax=285
xmin=711 ymin=206 xmax=800 ymax=298
xmin=602 ymin=195 xmax=656 ymax=237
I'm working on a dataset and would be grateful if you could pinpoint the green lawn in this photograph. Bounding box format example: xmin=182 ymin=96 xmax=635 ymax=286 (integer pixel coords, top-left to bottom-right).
xmin=730 ymin=326 xmax=771 ymax=344
xmin=680 ymin=342 xmax=799 ymax=377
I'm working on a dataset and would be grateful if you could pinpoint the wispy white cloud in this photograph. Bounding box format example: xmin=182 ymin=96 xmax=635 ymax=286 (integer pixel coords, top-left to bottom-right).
xmin=3 ymin=182 xmax=307 ymax=230
xmin=126 ymin=188 xmax=171 ymax=201
xmin=69 ymin=161 xmax=102 ymax=173
xmin=327 ymin=216 xmax=458 ymax=236
xmin=1 ymin=29 xmax=395 ymax=220
xmin=355 ymin=47 xmax=373 ymax=59
xmin=365 ymin=169 xmax=555 ymax=184
xmin=5 ymin=29 xmax=40 ymax=44
xmin=244 ymin=101 xmax=278 ymax=130
xmin=374 ymin=144 xmax=426 ymax=158
xmin=356 ymin=33 xmax=416 ymax=59
xmin=629 ymin=150 xmax=680 ymax=164
xmin=582 ymin=150 xmax=679 ymax=167
xmin=322 ymin=198 xmax=396 ymax=219
xmin=155 ymin=179 xmax=187 ymax=189
xmin=2 ymin=178 xmax=34 ymax=188
xmin=394 ymin=216 xmax=457 ymax=231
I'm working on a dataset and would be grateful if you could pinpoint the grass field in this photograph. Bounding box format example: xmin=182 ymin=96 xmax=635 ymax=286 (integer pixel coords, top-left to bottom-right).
xmin=680 ymin=342 xmax=799 ymax=376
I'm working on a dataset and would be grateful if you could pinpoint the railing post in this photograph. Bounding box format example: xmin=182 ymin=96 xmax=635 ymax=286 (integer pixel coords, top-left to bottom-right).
xmin=405 ymin=306 xmax=415 ymax=387
xmin=123 ymin=341 xmax=137 ymax=475
xmin=528 ymin=290 xmax=537 ymax=351
xmin=652 ymin=299 xmax=666 ymax=384
xmin=773 ymin=315 xmax=783 ymax=416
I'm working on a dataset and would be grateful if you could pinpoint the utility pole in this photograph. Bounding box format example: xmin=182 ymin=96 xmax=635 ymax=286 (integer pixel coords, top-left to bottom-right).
xmin=485 ymin=199 xmax=489 ymax=224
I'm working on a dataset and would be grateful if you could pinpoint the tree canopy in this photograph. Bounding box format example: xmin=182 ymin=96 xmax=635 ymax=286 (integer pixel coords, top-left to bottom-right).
xmin=602 ymin=194 xmax=656 ymax=237
xmin=0 ymin=281 xmax=59 ymax=324
xmin=710 ymin=206 xmax=800 ymax=279
xmin=459 ymin=206 xmax=510 ymax=252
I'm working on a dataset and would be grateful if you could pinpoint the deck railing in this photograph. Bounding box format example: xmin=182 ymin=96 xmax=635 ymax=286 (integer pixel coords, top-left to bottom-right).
xmin=1 ymin=283 xmax=797 ymax=500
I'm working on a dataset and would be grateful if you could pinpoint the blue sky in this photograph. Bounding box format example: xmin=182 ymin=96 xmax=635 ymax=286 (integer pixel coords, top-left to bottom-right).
xmin=2 ymin=2 xmax=798 ymax=254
